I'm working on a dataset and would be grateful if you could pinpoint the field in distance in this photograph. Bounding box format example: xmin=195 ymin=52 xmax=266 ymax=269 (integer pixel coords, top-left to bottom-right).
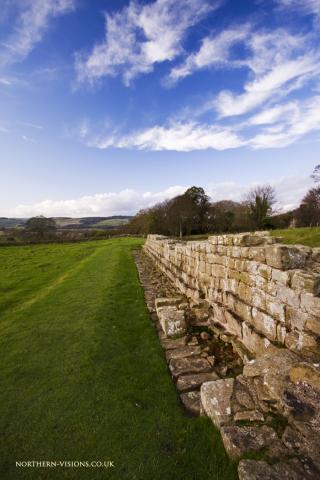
xmin=0 ymin=215 xmax=132 ymax=230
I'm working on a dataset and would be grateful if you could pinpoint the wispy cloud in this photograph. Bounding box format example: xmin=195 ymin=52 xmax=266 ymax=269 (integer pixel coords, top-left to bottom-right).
xmin=76 ymin=0 xmax=221 ymax=86
xmin=78 ymin=120 xmax=244 ymax=152
xmin=3 ymin=176 xmax=311 ymax=217
xmin=211 ymin=27 xmax=319 ymax=118
xmin=76 ymin=92 xmax=320 ymax=152
xmin=215 ymin=55 xmax=318 ymax=118
xmin=248 ymin=95 xmax=320 ymax=149
xmin=167 ymin=24 xmax=252 ymax=85
xmin=276 ymin=0 xmax=320 ymax=22
xmin=0 ymin=0 xmax=75 ymax=66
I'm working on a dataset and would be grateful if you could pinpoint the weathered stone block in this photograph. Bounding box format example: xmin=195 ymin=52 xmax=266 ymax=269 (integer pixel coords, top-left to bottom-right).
xmin=212 ymin=264 xmax=226 ymax=278
xmin=238 ymin=282 xmax=253 ymax=304
xmin=286 ymin=306 xmax=308 ymax=331
xmin=306 ymin=315 xmax=320 ymax=336
xmin=291 ymin=271 xmax=320 ymax=296
xmin=238 ymin=459 xmax=314 ymax=480
xmin=234 ymin=298 xmax=252 ymax=323
xmin=155 ymin=297 xmax=184 ymax=308
xmin=272 ymin=268 xmax=291 ymax=286
xmin=251 ymin=308 xmax=277 ymax=341
xmin=247 ymin=246 xmax=266 ymax=263
xmin=285 ymin=330 xmax=317 ymax=353
xmin=225 ymin=310 xmax=242 ymax=337
xmin=265 ymin=244 xmax=311 ymax=270
xmin=180 ymin=391 xmax=201 ymax=415
xmin=312 ymin=248 xmax=320 ymax=264
xmin=221 ymin=425 xmax=276 ymax=459
xmin=169 ymin=357 xmax=212 ymax=378
xmin=251 ymin=287 xmax=267 ymax=311
xmin=289 ymin=362 xmax=320 ymax=391
xmin=234 ymin=382 xmax=255 ymax=410
xmin=243 ymin=350 xmax=299 ymax=379
xmin=165 ymin=346 xmax=202 ymax=361
xmin=233 ymin=410 xmax=264 ymax=422
xmin=160 ymin=336 xmax=188 ymax=350
xmin=241 ymin=322 xmax=272 ymax=355
xmin=234 ymin=234 xmax=269 ymax=247
xmin=239 ymin=271 xmax=256 ymax=287
xmin=277 ymin=285 xmax=300 ymax=308
xmin=265 ymin=295 xmax=285 ymax=322
xmin=301 ymin=293 xmax=320 ymax=316
xmin=257 ymin=264 xmax=272 ymax=280
xmin=176 ymin=372 xmax=220 ymax=392
xmin=200 ymin=378 xmax=234 ymax=427
xmin=157 ymin=306 xmax=187 ymax=337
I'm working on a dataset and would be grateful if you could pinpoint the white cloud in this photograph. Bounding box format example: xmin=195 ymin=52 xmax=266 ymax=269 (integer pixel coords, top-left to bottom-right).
xmin=206 ymin=176 xmax=312 ymax=212
xmin=5 ymin=186 xmax=187 ymax=218
xmin=274 ymin=176 xmax=314 ymax=211
xmin=0 ymin=77 xmax=12 ymax=85
xmin=248 ymin=102 xmax=299 ymax=126
xmin=80 ymin=121 xmax=244 ymax=152
xmin=249 ymin=95 xmax=320 ymax=149
xmin=276 ymin=0 xmax=320 ymax=21
xmin=215 ymin=39 xmax=319 ymax=117
xmin=3 ymin=176 xmax=311 ymax=218
xmin=0 ymin=0 xmax=75 ymax=65
xmin=166 ymin=27 xmax=319 ymax=121
xmin=76 ymin=0 xmax=219 ymax=86
xmin=76 ymin=91 xmax=320 ymax=152
xmin=168 ymin=24 xmax=251 ymax=84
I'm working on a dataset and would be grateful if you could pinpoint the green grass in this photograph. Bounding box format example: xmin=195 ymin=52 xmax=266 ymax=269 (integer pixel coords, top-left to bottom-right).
xmin=272 ymin=227 xmax=320 ymax=247
xmin=176 ymin=227 xmax=320 ymax=248
xmin=0 ymin=238 xmax=236 ymax=480
xmin=93 ymin=218 xmax=130 ymax=227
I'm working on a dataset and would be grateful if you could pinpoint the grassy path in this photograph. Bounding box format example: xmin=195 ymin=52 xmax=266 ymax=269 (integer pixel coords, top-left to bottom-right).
xmin=0 ymin=239 xmax=236 ymax=480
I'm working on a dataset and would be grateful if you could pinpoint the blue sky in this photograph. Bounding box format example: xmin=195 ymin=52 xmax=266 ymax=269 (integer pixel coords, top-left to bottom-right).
xmin=0 ymin=0 xmax=319 ymax=217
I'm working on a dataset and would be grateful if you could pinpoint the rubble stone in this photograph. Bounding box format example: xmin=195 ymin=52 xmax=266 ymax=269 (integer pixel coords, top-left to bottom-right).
xmin=200 ymin=378 xmax=234 ymax=427
xmin=180 ymin=391 xmax=201 ymax=415
xmin=169 ymin=357 xmax=212 ymax=378
xmin=176 ymin=372 xmax=220 ymax=392
xmin=165 ymin=346 xmax=202 ymax=361
xmin=221 ymin=425 xmax=277 ymax=459
xmin=238 ymin=459 xmax=319 ymax=480
xmin=156 ymin=305 xmax=187 ymax=337
xmin=234 ymin=410 xmax=264 ymax=422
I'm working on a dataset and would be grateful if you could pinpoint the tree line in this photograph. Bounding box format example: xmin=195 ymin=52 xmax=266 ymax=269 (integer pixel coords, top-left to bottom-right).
xmin=125 ymin=166 xmax=320 ymax=237
xmin=9 ymin=165 xmax=320 ymax=242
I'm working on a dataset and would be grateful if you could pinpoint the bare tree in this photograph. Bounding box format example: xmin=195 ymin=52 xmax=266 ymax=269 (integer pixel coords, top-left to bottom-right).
xmin=245 ymin=185 xmax=276 ymax=230
xmin=311 ymin=165 xmax=320 ymax=184
xmin=296 ymin=187 xmax=320 ymax=227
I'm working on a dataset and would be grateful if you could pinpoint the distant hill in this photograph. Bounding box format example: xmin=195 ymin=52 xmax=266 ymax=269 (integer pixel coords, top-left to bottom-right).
xmin=0 ymin=216 xmax=132 ymax=230
xmin=0 ymin=218 xmax=26 ymax=228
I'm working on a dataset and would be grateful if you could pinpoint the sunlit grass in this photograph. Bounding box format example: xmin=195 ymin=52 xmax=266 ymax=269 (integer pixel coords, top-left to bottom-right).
xmin=0 ymin=238 xmax=236 ymax=480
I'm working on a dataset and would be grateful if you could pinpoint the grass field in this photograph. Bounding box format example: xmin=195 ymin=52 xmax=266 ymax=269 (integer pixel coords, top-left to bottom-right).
xmin=273 ymin=227 xmax=320 ymax=247
xmin=93 ymin=218 xmax=130 ymax=228
xmin=0 ymin=238 xmax=236 ymax=480
xmin=180 ymin=227 xmax=320 ymax=248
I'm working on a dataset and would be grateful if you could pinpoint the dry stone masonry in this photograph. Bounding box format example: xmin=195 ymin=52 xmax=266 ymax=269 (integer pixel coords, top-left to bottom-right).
xmin=144 ymin=232 xmax=320 ymax=360
xmin=140 ymin=233 xmax=320 ymax=479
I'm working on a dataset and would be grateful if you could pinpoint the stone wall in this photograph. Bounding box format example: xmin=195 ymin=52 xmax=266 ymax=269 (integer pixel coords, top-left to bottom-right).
xmin=144 ymin=233 xmax=320 ymax=360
